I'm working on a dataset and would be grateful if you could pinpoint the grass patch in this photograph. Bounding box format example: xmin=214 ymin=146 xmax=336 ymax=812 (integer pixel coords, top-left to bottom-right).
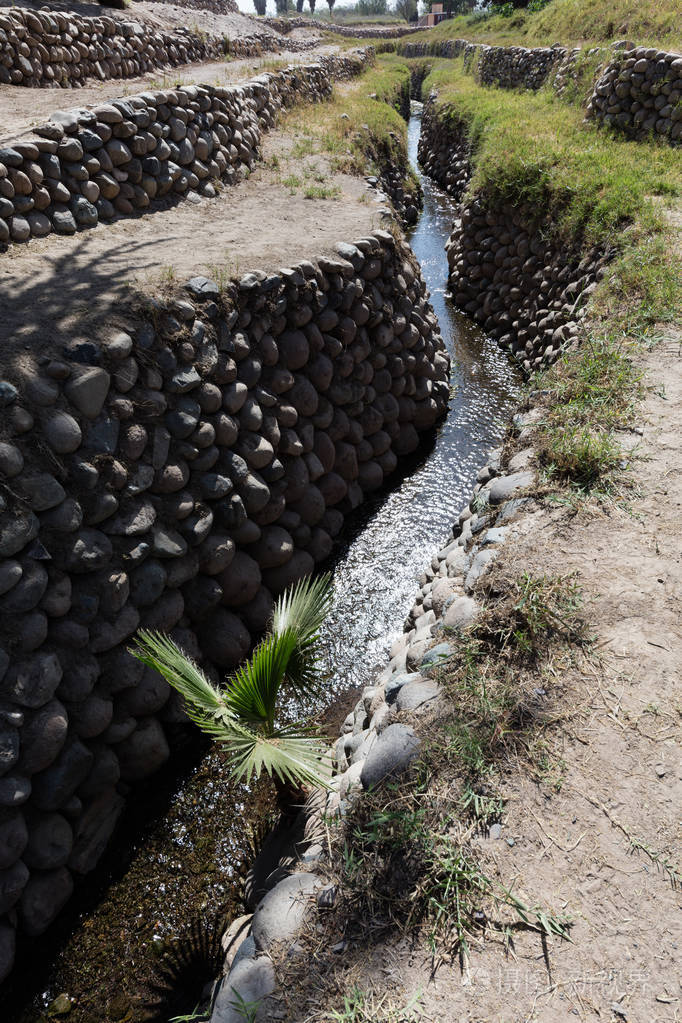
xmin=399 ymin=0 xmax=682 ymax=51
xmin=530 ymin=332 xmax=644 ymax=493
xmin=278 ymin=56 xmax=419 ymax=201
xmin=282 ymin=173 xmax=302 ymax=192
xmin=304 ymin=183 xmax=342 ymax=199
xmin=321 ymin=987 xmax=423 ymax=1023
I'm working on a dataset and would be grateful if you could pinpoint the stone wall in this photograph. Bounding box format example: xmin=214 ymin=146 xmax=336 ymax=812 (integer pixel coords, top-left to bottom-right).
xmin=418 ymin=94 xmax=607 ymax=372
xmin=417 ymin=91 xmax=470 ymax=201
xmin=0 ymin=6 xmax=231 ymax=89
xmin=0 ymin=224 xmax=450 ymax=981
xmin=401 ymin=37 xmax=567 ymax=91
xmin=402 ymin=34 xmax=682 ymax=145
xmin=265 ymin=17 xmax=422 ymax=39
xmin=587 ymin=46 xmax=682 ymax=143
xmin=0 ymin=51 xmax=371 ymax=249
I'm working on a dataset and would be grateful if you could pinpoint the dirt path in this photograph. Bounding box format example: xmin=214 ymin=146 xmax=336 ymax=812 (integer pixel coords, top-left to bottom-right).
xmin=310 ymin=334 xmax=682 ymax=1023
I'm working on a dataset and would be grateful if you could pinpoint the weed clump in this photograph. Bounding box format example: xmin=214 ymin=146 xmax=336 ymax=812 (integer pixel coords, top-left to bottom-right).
xmin=531 ymin=334 xmax=643 ymax=493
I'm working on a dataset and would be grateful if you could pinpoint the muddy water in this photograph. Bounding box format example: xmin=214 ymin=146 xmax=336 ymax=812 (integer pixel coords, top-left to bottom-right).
xmin=7 ymin=108 xmax=520 ymax=1023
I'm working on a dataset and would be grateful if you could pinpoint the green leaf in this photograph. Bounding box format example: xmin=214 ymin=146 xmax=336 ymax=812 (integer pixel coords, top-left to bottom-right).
xmin=219 ymin=717 xmax=331 ymax=789
xmin=272 ymin=572 xmax=333 ymax=649
xmin=272 ymin=573 xmax=333 ymax=694
xmin=223 ymin=630 xmax=299 ymax=728
xmin=129 ymin=576 xmax=336 ymax=794
xmin=130 ymin=630 xmax=229 ymax=729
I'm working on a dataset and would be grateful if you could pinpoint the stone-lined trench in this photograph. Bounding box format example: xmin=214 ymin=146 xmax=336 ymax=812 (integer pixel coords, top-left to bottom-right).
xmin=4 ymin=103 xmax=521 ymax=1022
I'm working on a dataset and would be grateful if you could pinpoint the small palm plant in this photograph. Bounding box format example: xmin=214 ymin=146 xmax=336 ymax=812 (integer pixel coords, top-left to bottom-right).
xmin=130 ymin=574 xmax=334 ymax=807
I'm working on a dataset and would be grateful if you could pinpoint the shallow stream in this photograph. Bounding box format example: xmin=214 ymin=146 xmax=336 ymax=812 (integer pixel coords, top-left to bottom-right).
xmin=7 ymin=108 xmax=521 ymax=1023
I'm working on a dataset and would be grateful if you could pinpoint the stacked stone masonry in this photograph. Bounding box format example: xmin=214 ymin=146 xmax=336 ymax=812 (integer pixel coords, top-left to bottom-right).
xmin=0 ymin=51 xmax=372 ymax=248
xmin=401 ymin=37 xmax=567 ymax=92
xmin=587 ymin=46 xmax=682 ymax=144
xmin=264 ymin=18 xmax=422 ymax=40
xmin=0 ymin=6 xmax=232 ymax=89
xmin=0 ymin=227 xmax=450 ymax=981
xmin=402 ymin=35 xmax=682 ymax=145
xmin=418 ymin=94 xmax=607 ymax=371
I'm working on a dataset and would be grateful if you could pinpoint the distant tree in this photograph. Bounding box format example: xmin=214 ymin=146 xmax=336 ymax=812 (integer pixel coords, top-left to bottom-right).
xmin=357 ymin=0 xmax=388 ymax=13
xmin=297 ymin=0 xmax=305 ymax=10
xmin=275 ymin=0 xmax=288 ymax=13
xmin=326 ymin=0 xmax=336 ymax=16
xmin=253 ymin=0 xmax=267 ymax=14
xmin=309 ymin=0 xmax=316 ymax=12
xmin=394 ymin=0 xmax=417 ymax=20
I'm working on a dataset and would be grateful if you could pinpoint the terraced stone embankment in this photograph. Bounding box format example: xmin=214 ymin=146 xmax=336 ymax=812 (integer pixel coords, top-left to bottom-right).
xmin=400 ymin=37 xmax=569 ymax=91
xmin=401 ymin=35 xmax=682 ymax=145
xmin=417 ymin=94 xmax=607 ymax=371
xmin=587 ymin=44 xmax=682 ymax=143
xmin=0 ymin=215 xmax=449 ymax=980
xmin=0 ymin=50 xmax=371 ymax=247
xmin=0 ymin=6 xmax=229 ymax=89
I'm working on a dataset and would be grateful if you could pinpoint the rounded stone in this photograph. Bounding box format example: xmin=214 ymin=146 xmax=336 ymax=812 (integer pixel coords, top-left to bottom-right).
xmin=0 ymin=811 xmax=28 ymax=869
xmin=17 ymin=700 xmax=68 ymax=776
xmin=217 ymin=552 xmax=262 ymax=606
xmin=360 ymin=723 xmax=421 ymax=790
xmin=23 ymin=812 xmax=73 ymax=870
xmin=44 ymin=411 xmax=82 ymax=454
xmin=240 ymin=586 xmax=275 ymax=633
xmin=247 ymin=526 xmax=294 ymax=569
xmin=19 ymin=867 xmax=74 ymax=936
xmin=198 ymin=608 xmax=251 ymax=669
xmin=116 ymin=718 xmax=170 ymax=782
xmin=262 ymin=549 xmax=314 ymax=596
xmin=252 ymin=872 xmax=322 ymax=951
xmin=0 ymin=443 xmax=23 ymax=478
xmin=2 ymin=653 xmax=62 ymax=709
xmin=277 ymin=330 xmax=309 ymax=370
xmin=0 ymin=860 xmax=30 ymax=916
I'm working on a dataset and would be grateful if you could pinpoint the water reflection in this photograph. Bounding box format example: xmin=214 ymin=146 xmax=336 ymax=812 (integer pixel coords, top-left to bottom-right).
xmin=311 ymin=107 xmax=521 ymax=699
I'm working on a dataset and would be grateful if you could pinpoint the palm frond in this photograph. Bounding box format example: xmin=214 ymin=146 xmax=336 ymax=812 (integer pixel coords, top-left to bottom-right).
xmin=223 ymin=630 xmax=299 ymax=728
xmin=272 ymin=574 xmax=333 ymax=694
xmin=130 ymin=630 xmax=229 ymax=727
xmin=272 ymin=573 xmax=333 ymax=649
xmin=218 ymin=718 xmax=331 ymax=789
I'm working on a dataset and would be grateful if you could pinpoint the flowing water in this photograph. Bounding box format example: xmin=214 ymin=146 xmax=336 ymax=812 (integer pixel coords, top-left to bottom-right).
xmin=7 ymin=108 xmax=521 ymax=1023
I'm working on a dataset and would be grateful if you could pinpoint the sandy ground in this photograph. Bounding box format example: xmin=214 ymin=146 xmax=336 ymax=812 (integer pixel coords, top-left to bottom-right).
xmin=0 ymin=126 xmax=379 ymax=374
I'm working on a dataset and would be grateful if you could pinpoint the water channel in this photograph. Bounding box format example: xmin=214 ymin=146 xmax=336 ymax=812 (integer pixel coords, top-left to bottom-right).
xmin=6 ymin=107 xmax=521 ymax=1023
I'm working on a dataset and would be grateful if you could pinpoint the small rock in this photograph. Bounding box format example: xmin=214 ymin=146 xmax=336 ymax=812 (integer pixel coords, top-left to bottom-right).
xmin=360 ymin=723 xmax=420 ymax=790
xmin=252 ymin=872 xmax=322 ymax=952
